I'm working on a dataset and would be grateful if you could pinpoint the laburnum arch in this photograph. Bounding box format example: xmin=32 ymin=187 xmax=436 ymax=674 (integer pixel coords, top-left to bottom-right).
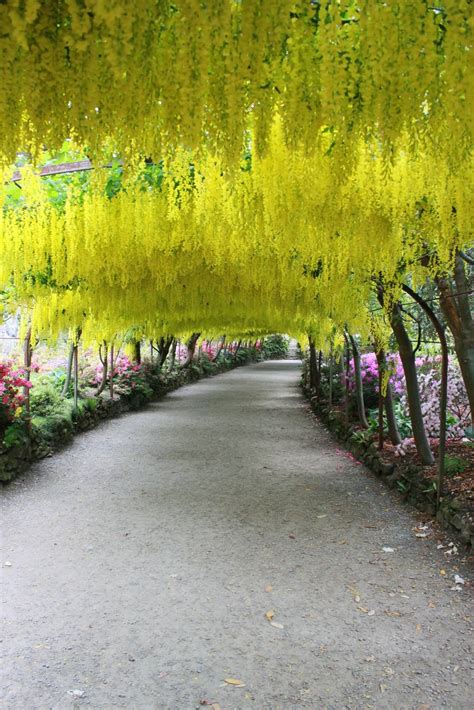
xmin=0 ymin=0 xmax=472 ymax=347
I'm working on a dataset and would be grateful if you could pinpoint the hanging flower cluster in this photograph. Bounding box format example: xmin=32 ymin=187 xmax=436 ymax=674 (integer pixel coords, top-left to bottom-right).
xmin=0 ymin=2 xmax=472 ymax=348
xmin=1 ymin=121 xmax=471 ymax=345
xmin=0 ymin=1 xmax=471 ymax=171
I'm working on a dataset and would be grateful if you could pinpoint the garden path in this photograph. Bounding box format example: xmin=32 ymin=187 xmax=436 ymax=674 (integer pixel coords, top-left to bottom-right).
xmin=1 ymin=361 xmax=472 ymax=709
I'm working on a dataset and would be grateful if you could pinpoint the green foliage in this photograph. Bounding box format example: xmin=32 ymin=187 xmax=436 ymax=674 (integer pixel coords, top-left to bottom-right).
xmin=262 ymin=334 xmax=289 ymax=359
xmin=443 ymin=455 xmax=467 ymax=477
xmin=465 ymin=425 xmax=474 ymax=441
xmin=396 ymin=479 xmax=409 ymax=494
xmin=29 ymin=381 xmax=62 ymax=417
xmin=198 ymin=353 xmax=217 ymax=374
xmin=350 ymin=429 xmax=373 ymax=446
xmin=2 ymin=421 xmax=29 ymax=450
xmin=367 ymin=402 xmax=412 ymax=440
xmin=32 ymin=411 xmax=74 ymax=451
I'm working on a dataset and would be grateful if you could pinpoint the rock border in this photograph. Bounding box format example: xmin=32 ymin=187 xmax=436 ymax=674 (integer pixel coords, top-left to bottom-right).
xmin=304 ymin=386 xmax=473 ymax=547
xmin=0 ymin=356 xmax=258 ymax=483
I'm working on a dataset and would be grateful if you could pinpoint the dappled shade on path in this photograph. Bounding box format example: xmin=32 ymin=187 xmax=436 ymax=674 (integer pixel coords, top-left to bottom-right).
xmin=1 ymin=361 xmax=471 ymax=708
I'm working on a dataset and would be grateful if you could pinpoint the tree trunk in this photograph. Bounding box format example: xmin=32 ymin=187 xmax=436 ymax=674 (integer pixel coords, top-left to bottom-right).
xmin=375 ymin=348 xmax=402 ymax=446
xmin=155 ymin=336 xmax=173 ymax=369
xmin=63 ymin=329 xmax=81 ymax=398
xmin=341 ymin=342 xmax=350 ymax=426
xmin=402 ymin=284 xmax=449 ymax=507
xmin=95 ymin=342 xmax=108 ymax=396
xmin=23 ymin=326 xmax=32 ymax=426
xmin=180 ymin=333 xmax=200 ymax=368
xmin=436 ymin=253 xmax=474 ymax=428
xmin=62 ymin=342 xmax=74 ymax=397
xmin=233 ymin=340 xmax=242 ymax=360
xmin=385 ymin=299 xmax=434 ymax=465
xmin=385 ymin=382 xmax=401 ymax=445
xmin=168 ymin=338 xmax=177 ymax=371
xmin=316 ymin=350 xmax=323 ymax=395
xmin=308 ymin=336 xmax=318 ymax=390
xmin=377 ymin=363 xmax=384 ymax=450
xmin=349 ymin=334 xmax=368 ymax=428
xmin=212 ymin=335 xmax=226 ymax=362
xmin=133 ymin=340 xmax=141 ymax=365
xmin=73 ymin=340 xmax=79 ymax=408
xmin=110 ymin=344 xmax=115 ymax=400
xmin=328 ymin=349 xmax=333 ymax=407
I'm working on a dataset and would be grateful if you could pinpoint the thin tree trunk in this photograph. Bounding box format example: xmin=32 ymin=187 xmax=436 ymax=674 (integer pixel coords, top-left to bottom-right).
xmin=308 ymin=336 xmax=318 ymax=391
xmin=349 ymin=334 xmax=368 ymax=428
xmin=95 ymin=342 xmax=108 ymax=396
xmin=110 ymin=344 xmax=115 ymax=400
xmin=316 ymin=350 xmax=323 ymax=395
xmin=23 ymin=326 xmax=32 ymax=427
xmin=63 ymin=328 xmax=81 ymax=398
xmin=168 ymin=338 xmax=177 ymax=371
xmin=233 ymin=340 xmax=242 ymax=360
xmin=180 ymin=333 xmax=200 ymax=368
xmin=341 ymin=341 xmax=350 ymax=427
xmin=377 ymin=357 xmax=384 ymax=450
xmin=435 ymin=253 xmax=474 ymax=428
xmin=385 ymin=382 xmax=401 ymax=445
xmin=375 ymin=348 xmax=402 ymax=446
xmin=212 ymin=335 xmax=226 ymax=362
xmin=328 ymin=349 xmax=333 ymax=407
xmin=155 ymin=336 xmax=173 ymax=369
xmin=133 ymin=340 xmax=141 ymax=365
xmin=73 ymin=340 xmax=79 ymax=408
xmin=402 ymin=284 xmax=448 ymax=507
xmin=381 ymin=294 xmax=434 ymax=465
xmin=62 ymin=342 xmax=74 ymax=397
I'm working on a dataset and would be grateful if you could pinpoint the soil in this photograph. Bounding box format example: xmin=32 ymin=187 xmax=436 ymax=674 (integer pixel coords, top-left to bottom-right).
xmin=1 ymin=361 xmax=472 ymax=709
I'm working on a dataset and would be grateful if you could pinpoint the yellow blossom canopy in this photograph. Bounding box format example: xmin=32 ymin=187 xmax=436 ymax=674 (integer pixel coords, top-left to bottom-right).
xmin=1 ymin=1 xmax=472 ymax=167
xmin=0 ymin=1 xmax=472 ymax=345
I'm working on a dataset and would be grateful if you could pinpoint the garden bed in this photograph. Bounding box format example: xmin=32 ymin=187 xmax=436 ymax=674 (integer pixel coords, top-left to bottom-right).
xmin=0 ymin=354 xmax=259 ymax=483
xmin=304 ymin=388 xmax=474 ymax=547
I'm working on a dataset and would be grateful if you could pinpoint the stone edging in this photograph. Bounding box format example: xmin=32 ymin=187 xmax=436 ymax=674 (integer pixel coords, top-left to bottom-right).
xmin=304 ymin=387 xmax=473 ymax=547
xmin=0 ymin=357 xmax=258 ymax=483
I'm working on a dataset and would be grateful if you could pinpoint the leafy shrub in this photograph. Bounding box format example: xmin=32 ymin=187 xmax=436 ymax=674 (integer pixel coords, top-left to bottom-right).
xmin=29 ymin=380 xmax=62 ymax=417
xmin=198 ymin=353 xmax=217 ymax=374
xmin=2 ymin=421 xmax=29 ymax=449
xmin=32 ymin=410 xmax=74 ymax=448
xmin=367 ymin=401 xmax=413 ymax=440
xmin=444 ymin=455 xmax=467 ymax=477
xmin=262 ymin=334 xmax=289 ymax=359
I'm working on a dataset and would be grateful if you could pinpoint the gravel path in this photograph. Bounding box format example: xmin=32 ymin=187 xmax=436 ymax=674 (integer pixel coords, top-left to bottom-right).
xmin=1 ymin=361 xmax=472 ymax=709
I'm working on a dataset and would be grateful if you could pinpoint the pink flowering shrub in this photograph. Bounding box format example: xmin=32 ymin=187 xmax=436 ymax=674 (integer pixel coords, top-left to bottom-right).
xmin=346 ymin=352 xmax=405 ymax=396
xmin=346 ymin=352 xmax=471 ymax=440
xmin=201 ymin=341 xmax=216 ymax=360
xmin=92 ymin=354 xmax=142 ymax=387
xmin=0 ymin=361 xmax=32 ymax=428
xmin=400 ymin=356 xmax=471 ymax=439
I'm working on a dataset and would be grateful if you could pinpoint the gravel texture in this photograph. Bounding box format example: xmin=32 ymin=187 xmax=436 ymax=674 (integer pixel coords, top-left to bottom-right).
xmin=1 ymin=360 xmax=472 ymax=709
